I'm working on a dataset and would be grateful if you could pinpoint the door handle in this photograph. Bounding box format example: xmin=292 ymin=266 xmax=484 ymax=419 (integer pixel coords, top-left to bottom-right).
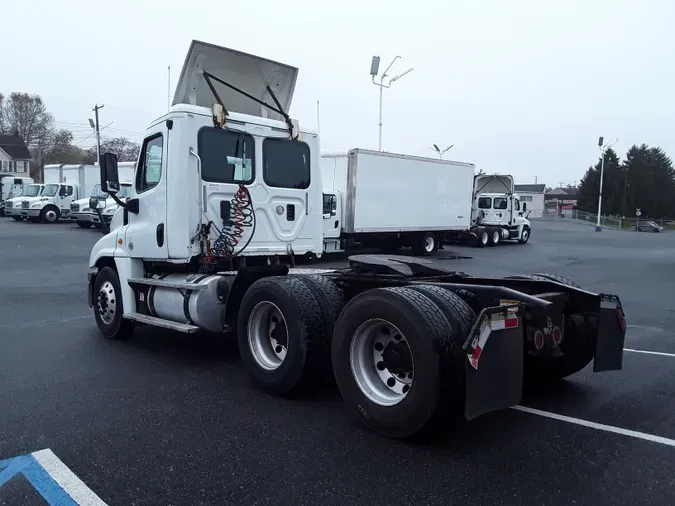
xmin=156 ymin=223 xmax=165 ymax=247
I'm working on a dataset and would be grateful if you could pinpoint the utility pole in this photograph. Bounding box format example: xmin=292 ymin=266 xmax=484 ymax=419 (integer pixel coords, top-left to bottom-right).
xmin=93 ymin=104 xmax=104 ymax=164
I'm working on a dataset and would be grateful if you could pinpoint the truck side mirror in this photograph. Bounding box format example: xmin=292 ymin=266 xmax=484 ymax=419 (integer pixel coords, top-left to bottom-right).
xmin=100 ymin=152 xmax=120 ymax=194
xmin=59 ymin=186 xmax=66 ymax=197
xmin=522 ymin=202 xmax=527 ymax=211
xmin=89 ymin=196 xmax=99 ymax=210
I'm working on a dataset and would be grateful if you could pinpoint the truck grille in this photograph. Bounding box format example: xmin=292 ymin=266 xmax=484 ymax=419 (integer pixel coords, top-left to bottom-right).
xmin=5 ymin=201 xmax=12 ymax=208
xmin=21 ymin=201 xmax=29 ymax=209
xmin=70 ymin=203 xmax=80 ymax=212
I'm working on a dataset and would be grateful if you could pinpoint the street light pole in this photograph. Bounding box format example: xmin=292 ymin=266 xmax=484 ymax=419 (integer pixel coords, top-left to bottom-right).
xmin=595 ymin=136 xmax=618 ymax=232
xmin=370 ymin=55 xmax=413 ymax=151
xmin=430 ymin=144 xmax=454 ymax=159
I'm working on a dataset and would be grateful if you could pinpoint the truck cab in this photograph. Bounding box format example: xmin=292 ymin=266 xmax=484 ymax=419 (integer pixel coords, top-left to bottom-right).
xmin=22 ymin=182 xmax=78 ymax=223
xmin=90 ymin=182 xmax=134 ymax=229
xmin=71 ymin=183 xmax=110 ymax=228
xmin=468 ymin=174 xmax=531 ymax=246
xmin=4 ymin=183 xmax=43 ymax=220
xmin=1 ymin=176 xmax=34 ymax=217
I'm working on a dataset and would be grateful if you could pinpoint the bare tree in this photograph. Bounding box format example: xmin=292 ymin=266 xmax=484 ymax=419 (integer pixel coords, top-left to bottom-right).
xmin=84 ymin=136 xmax=140 ymax=164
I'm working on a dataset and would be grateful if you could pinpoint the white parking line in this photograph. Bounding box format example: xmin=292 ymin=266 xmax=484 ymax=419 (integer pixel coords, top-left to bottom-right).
xmin=624 ymin=348 xmax=675 ymax=358
xmin=512 ymin=405 xmax=675 ymax=448
xmin=32 ymin=449 xmax=108 ymax=505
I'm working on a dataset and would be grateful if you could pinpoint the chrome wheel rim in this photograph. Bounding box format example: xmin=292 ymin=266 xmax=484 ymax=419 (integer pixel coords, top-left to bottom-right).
xmin=481 ymin=232 xmax=488 ymax=244
xmin=97 ymin=281 xmax=117 ymax=324
xmin=45 ymin=210 xmax=57 ymax=222
xmin=522 ymin=229 xmax=529 ymax=241
xmin=492 ymin=230 xmax=500 ymax=243
xmin=247 ymin=301 xmax=288 ymax=371
xmin=350 ymin=318 xmax=414 ymax=407
xmin=424 ymin=236 xmax=435 ymax=252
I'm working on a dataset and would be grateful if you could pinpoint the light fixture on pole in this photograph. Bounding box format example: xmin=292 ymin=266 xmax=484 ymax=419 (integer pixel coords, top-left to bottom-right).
xmin=595 ymin=136 xmax=618 ymax=232
xmin=430 ymin=144 xmax=454 ymax=159
xmin=370 ymin=55 xmax=413 ymax=151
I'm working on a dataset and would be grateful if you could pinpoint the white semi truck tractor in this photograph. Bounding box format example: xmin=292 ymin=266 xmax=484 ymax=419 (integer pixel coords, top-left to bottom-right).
xmin=87 ymin=40 xmax=628 ymax=439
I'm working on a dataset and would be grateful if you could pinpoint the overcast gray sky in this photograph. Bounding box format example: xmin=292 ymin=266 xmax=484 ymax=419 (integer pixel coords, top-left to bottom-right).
xmin=3 ymin=0 xmax=672 ymax=187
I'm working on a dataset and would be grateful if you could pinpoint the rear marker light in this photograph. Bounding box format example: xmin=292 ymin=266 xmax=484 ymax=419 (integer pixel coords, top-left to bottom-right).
xmin=552 ymin=326 xmax=562 ymax=345
xmin=534 ymin=330 xmax=544 ymax=350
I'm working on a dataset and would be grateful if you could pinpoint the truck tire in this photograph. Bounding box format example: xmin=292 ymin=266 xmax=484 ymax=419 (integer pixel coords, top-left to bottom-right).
xmin=40 ymin=205 xmax=60 ymax=223
xmin=518 ymin=226 xmax=530 ymax=244
xmin=237 ymin=276 xmax=326 ymax=397
xmin=411 ymin=232 xmax=438 ymax=256
xmin=407 ymin=284 xmax=476 ymax=341
xmin=297 ymin=274 xmax=345 ymax=374
xmin=12 ymin=216 xmax=22 ymax=222
xmin=331 ymin=286 xmax=461 ymax=438
xmin=93 ymin=266 xmax=135 ymax=340
xmin=488 ymin=227 xmax=501 ymax=246
xmin=77 ymin=221 xmax=92 ymax=229
xmin=475 ymin=229 xmax=489 ymax=248
xmin=511 ymin=273 xmax=596 ymax=382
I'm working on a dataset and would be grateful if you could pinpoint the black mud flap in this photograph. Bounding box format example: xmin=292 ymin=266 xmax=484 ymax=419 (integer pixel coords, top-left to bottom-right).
xmin=593 ymin=294 xmax=627 ymax=372
xmin=463 ymin=305 xmax=524 ymax=421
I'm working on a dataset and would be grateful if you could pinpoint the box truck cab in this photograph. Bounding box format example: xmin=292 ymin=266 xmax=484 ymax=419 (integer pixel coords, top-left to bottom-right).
xmin=4 ymin=183 xmax=43 ymax=220
xmin=71 ymin=163 xmax=136 ymax=228
xmin=90 ymin=182 xmax=134 ymax=229
xmin=1 ymin=176 xmax=34 ymax=217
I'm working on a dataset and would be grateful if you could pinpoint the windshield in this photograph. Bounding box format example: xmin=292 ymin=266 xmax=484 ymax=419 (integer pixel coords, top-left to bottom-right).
xmin=118 ymin=185 xmax=133 ymax=198
xmin=91 ymin=184 xmax=109 ymax=199
xmin=22 ymin=185 xmax=42 ymax=197
xmin=42 ymin=184 xmax=58 ymax=197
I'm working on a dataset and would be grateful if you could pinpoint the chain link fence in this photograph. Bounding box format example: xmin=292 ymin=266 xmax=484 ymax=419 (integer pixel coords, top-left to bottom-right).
xmin=539 ymin=208 xmax=674 ymax=231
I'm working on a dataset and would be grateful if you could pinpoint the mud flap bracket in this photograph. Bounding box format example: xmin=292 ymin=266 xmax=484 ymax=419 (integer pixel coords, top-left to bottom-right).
xmin=463 ymin=305 xmax=524 ymax=421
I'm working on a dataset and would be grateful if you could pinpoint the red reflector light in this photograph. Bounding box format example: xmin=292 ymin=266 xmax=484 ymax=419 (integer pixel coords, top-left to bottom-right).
xmin=552 ymin=326 xmax=562 ymax=345
xmin=616 ymin=307 xmax=626 ymax=333
xmin=505 ymin=317 xmax=518 ymax=328
xmin=533 ymin=330 xmax=544 ymax=350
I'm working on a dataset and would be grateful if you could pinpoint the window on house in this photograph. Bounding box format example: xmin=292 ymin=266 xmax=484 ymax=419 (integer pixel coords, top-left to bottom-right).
xmin=1 ymin=161 xmax=7 ymax=171
xmin=521 ymin=195 xmax=533 ymax=202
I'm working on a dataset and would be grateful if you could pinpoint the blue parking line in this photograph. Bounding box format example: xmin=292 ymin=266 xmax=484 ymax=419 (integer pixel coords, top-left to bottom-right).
xmin=0 ymin=453 xmax=77 ymax=505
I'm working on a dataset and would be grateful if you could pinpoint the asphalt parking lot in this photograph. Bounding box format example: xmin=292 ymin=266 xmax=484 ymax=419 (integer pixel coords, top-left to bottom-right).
xmin=1 ymin=218 xmax=674 ymax=505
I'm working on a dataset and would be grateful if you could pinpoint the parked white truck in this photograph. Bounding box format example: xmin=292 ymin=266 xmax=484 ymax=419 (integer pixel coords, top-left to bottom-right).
xmin=70 ymin=163 xmax=136 ymax=228
xmin=0 ymin=176 xmax=34 ymax=217
xmin=321 ymin=150 xmax=476 ymax=256
xmin=3 ymin=183 xmax=43 ymax=221
xmin=21 ymin=164 xmax=96 ymax=222
xmin=90 ymin=181 xmax=134 ymax=230
xmin=87 ymin=40 xmax=627 ymax=439
xmin=453 ymin=174 xmax=532 ymax=247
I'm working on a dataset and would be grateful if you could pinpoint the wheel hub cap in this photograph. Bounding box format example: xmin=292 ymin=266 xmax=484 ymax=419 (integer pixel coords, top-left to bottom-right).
xmin=97 ymin=281 xmax=116 ymax=324
xmin=248 ymin=301 xmax=288 ymax=371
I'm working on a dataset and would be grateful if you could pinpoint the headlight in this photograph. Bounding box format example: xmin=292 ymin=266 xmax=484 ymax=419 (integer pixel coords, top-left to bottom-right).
xmin=31 ymin=203 xmax=41 ymax=208
xmin=104 ymin=208 xmax=116 ymax=215
xmin=82 ymin=207 xmax=91 ymax=212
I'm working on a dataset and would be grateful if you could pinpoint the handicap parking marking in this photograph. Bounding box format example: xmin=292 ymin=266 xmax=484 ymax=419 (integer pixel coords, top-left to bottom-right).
xmin=0 ymin=449 xmax=107 ymax=505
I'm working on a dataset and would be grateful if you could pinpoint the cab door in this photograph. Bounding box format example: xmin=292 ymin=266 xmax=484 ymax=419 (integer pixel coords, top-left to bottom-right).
xmin=122 ymin=126 xmax=168 ymax=260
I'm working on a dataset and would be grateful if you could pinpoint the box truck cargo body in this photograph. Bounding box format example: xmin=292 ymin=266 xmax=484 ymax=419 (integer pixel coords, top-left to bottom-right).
xmin=321 ymin=149 xmax=475 ymax=255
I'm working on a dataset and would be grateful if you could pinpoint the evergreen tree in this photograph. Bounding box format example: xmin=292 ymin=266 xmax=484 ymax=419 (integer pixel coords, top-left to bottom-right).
xmin=577 ymin=147 xmax=622 ymax=214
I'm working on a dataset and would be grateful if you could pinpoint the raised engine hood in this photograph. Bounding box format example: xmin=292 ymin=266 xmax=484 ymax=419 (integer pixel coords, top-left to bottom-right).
xmin=474 ymin=174 xmax=514 ymax=195
xmin=172 ymin=40 xmax=298 ymax=122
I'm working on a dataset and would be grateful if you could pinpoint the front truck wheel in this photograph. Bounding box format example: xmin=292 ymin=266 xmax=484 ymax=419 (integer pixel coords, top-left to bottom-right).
xmin=12 ymin=216 xmax=22 ymax=222
xmin=93 ymin=266 xmax=134 ymax=340
xmin=512 ymin=273 xmax=596 ymax=382
xmin=518 ymin=226 xmax=530 ymax=244
xmin=331 ymin=286 xmax=467 ymax=439
xmin=411 ymin=232 xmax=438 ymax=256
xmin=237 ymin=276 xmax=332 ymax=396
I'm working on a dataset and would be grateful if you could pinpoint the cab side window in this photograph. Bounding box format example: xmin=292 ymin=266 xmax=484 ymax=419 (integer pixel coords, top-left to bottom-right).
xmin=136 ymin=134 xmax=164 ymax=193
xmin=60 ymin=185 xmax=73 ymax=197
xmin=514 ymin=199 xmax=520 ymax=211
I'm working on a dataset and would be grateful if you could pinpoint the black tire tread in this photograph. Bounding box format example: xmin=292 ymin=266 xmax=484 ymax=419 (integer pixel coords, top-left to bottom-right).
xmin=407 ymin=284 xmax=476 ymax=351
xmin=297 ymin=274 xmax=345 ymax=344
xmin=94 ymin=266 xmax=134 ymax=340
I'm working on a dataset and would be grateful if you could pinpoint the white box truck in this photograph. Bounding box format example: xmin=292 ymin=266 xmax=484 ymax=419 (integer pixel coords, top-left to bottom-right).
xmin=4 ymin=183 xmax=43 ymax=220
xmin=22 ymin=164 xmax=98 ymax=223
xmin=321 ymin=150 xmax=475 ymax=256
xmin=70 ymin=162 xmax=136 ymax=228
xmin=86 ymin=39 xmax=627 ymax=440
xmin=0 ymin=176 xmax=34 ymax=217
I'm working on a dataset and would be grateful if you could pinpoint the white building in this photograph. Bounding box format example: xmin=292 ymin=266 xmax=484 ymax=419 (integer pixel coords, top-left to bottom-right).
xmin=0 ymin=132 xmax=32 ymax=175
xmin=514 ymin=184 xmax=546 ymax=218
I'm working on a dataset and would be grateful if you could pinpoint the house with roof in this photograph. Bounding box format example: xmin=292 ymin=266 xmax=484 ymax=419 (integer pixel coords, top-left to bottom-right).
xmin=545 ymin=186 xmax=579 ymax=216
xmin=514 ymin=183 xmax=546 ymax=218
xmin=0 ymin=132 xmax=32 ymax=176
